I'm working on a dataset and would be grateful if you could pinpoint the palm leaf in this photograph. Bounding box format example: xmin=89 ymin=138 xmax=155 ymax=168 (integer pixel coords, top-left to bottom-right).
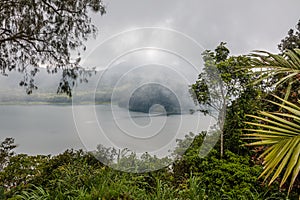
xmin=243 ymin=96 xmax=300 ymax=193
xmin=245 ymin=49 xmax=300 ymax=103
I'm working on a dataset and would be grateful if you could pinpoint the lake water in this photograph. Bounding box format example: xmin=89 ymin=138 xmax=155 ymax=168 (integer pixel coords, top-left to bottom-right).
xmin=0 ymin=105 xmax=213 ymax=156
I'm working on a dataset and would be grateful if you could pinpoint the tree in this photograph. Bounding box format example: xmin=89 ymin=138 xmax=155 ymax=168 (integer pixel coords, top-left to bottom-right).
xmin=278 ymin=19 xmax=300 ymax=52
xmin=191 ymin=43 xmax=229 ymax=158
xmin=0 ymin=0 xmax=106 ymax=96
xmin=243 ymin=49 xmax=300 ymax=194
xmin=191 ymin=42 xmax=256 ymax=157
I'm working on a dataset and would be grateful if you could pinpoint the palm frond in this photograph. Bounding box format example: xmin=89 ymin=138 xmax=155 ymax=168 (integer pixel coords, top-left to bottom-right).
xmin=243 ymin=96 xmax=300 ymax=193
xmin=245 ymin=49 xmax=300 ymax=103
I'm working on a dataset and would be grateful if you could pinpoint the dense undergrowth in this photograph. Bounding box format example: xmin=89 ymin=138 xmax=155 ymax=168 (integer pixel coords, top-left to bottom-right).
xmin=0 ymin=134 xmax=297 ymax=200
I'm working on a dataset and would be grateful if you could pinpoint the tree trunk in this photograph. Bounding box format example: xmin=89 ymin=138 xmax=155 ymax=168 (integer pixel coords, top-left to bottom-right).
xmin=220 ymin=131 xmax=223 ymax=158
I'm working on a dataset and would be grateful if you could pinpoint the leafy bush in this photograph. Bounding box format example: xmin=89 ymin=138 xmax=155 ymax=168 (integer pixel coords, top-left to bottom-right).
xmin=1 ymin=137 xmax=298 ymax=199
xmin=172 ymin=134 xmax=289 ymax=199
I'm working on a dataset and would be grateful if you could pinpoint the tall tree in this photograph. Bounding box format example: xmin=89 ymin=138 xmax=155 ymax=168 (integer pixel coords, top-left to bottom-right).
xmin=191 ymin=42 xmax=255 ymax=157
xmin=0 ymin=0 xmax=105 ymax=96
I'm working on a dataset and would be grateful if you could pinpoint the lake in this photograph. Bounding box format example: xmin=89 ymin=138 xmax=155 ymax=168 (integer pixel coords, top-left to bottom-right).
xmin=0 ymin=105 xmax=213 ymax=157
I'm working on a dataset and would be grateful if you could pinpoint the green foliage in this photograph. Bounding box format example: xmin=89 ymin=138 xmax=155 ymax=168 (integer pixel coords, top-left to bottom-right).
xmin=175 ymin=140 xmax=258 ymax=194
xmin=193 ymin=150 xmax=262 ymax=195
xmin=242 ymin=44 xmax=300 ymax=196
xmin=17 ymin=186 xmax=50 ymax=200
xmin=0 ymin=137 xmax=297 ymax=199
xmin=0 ymin=154 xmax=49 ymax=193
xmin=191 ymin=42 xmax=254 ymax=110
xmin=0 ymin=0 xmax=105 ymax=96
xmin=244 ymin=95 xmax=300 ymax=194
xmin=248 ymin=49 xmax=300 ymax=103
xmin=172 ymin=133 xmax=294 ymax=199
xmin=223 ymin=86 xmax=266 ymax=155
xmin=93 ymin=144 xmax=172 ymax=173
xmin=191 ymin=43 xmax=264 ymax=157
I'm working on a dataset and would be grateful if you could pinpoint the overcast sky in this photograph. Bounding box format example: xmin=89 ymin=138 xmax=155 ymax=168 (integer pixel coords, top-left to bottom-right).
xmin=4 ymin=0 xmax=300 ymax=91
xmin=82 ymin=0 xmax=300 ymax=58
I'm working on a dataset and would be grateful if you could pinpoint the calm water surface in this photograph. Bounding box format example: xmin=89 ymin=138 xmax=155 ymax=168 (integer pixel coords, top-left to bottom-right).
xmin=0 ymin=105 xmax=211 ymax=155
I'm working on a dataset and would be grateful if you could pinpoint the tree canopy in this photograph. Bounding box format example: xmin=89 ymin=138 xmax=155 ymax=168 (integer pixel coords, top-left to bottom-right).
xmin=278 ymin=19 xmax=300 ymax=52
xmin=190 ymin=42 xmax=259 ymax=157
xmin=0 ymin=0 xmax=105 ymax=95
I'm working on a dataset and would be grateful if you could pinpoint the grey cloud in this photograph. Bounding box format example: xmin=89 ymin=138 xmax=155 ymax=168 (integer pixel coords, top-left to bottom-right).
xmin=82 ymin=0 xmax=300 ymax=60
